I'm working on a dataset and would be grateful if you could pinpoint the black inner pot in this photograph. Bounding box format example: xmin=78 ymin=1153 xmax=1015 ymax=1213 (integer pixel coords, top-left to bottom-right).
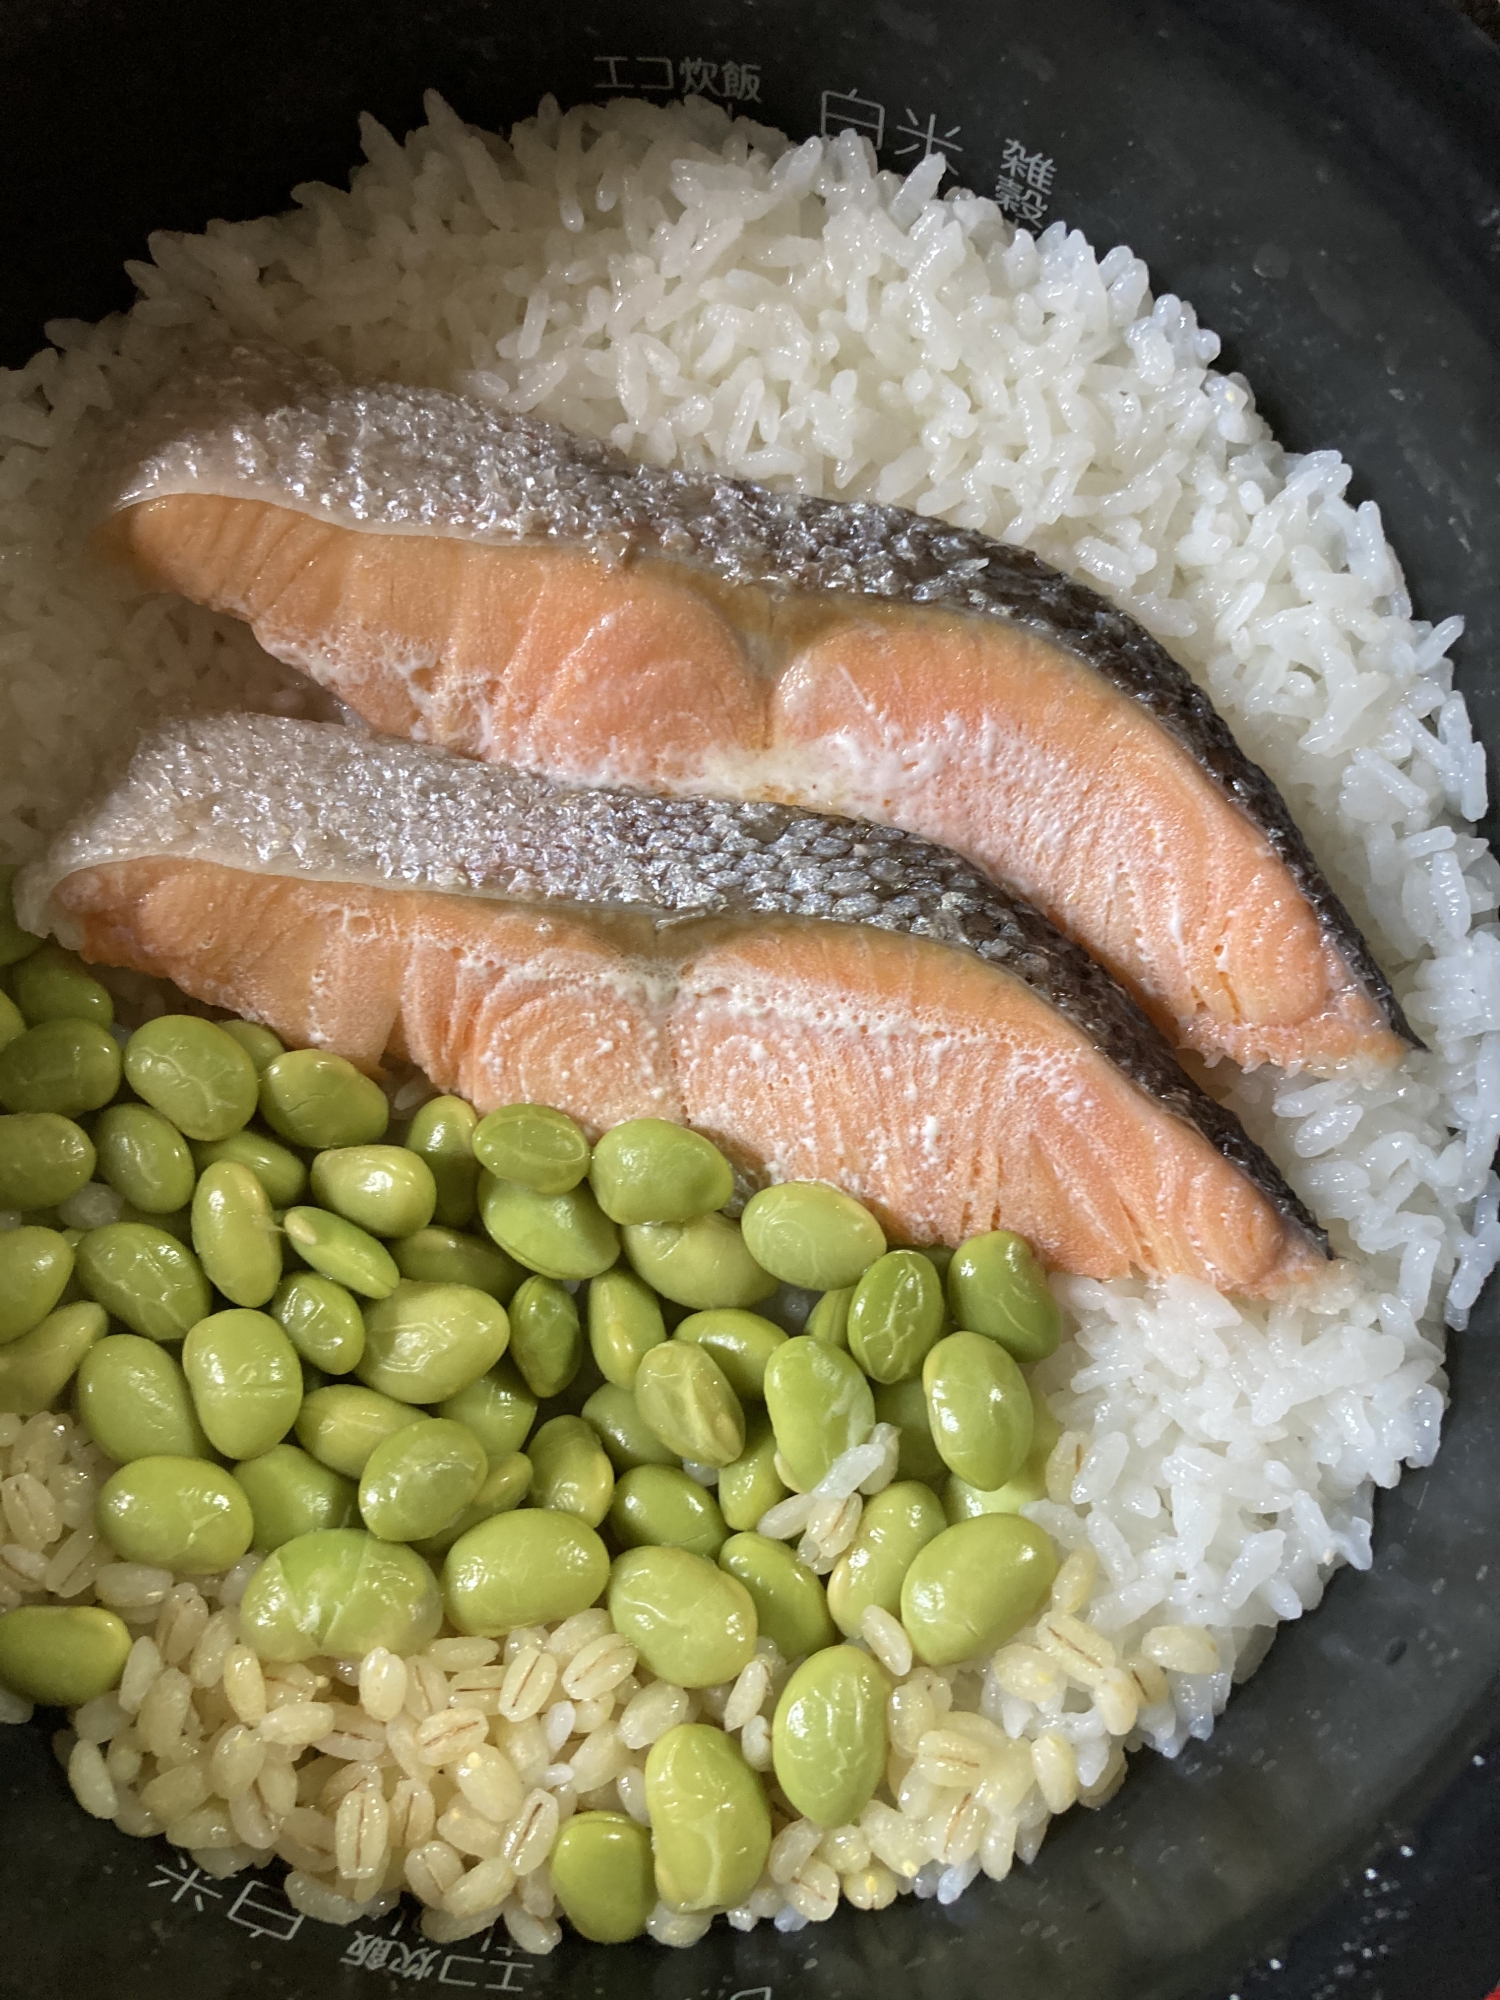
xmin=2 ymin=3 xmax=1499 ymax=1996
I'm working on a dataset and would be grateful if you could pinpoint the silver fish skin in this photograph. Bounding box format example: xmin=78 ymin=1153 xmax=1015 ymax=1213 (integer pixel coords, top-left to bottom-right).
xmin=21 ymin=711 xmax=1326 ymax=1256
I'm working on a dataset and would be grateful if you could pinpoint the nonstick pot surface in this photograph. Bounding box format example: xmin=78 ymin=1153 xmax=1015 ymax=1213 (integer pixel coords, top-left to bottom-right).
xmin=2 ymin=4 xmax=1499 ymax=1997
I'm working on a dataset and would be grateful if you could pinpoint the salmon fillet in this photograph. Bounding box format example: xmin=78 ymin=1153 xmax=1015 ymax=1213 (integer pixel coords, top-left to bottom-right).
xmin=96 ymin=345 xmax=1415 ymax=1076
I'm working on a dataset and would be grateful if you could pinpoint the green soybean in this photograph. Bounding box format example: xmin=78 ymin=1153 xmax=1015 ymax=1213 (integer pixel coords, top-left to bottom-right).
xmin=872 ymin=1374 xmax=948 ymax=1483
xmin=0 ymin=1226 xmax=74 ymax=1344
xmin=190 ymin=1128 xmax=307 ymax=1209
xmin=674 ymin=1309 xmax=787 ymax=1400
xmin=586 ymin=1266 xmax=666 ymax=1388
xmin=0 ymin=990 xmax=23 ymax=1056
xmin=235 ymin=1444 xmax=359 ymax=1550
xmin=772 ymin=1645 xmax=889 ymax=1827
xmin=259 ymin=1048 xmax=388 ymax=1151
xmin=241 ymin=1527 xmax=442 ymax=1661
xmin=393 ymin=1226 xmax=521 ymax=1302
xmin=416 ymin=1453 xmax=533 ymax=1557
xmin=551 ymin=1812 xmax=655 ymax=1944
xmin=404 ymin=1096 xmax=480 ymax=1227
xmin=610 ymin=1465 xmax=727 ymax=1558
xmin=589 ymin=1118 xmax=734 ymax=1226
xmin=125 ymin=1016 xmax=259 ymax=1142
xmin=217 ymin=1020 xmax=285 ymax=1072
xmin=94 ymin=1104 xmax=196 ymax=1215
xmin=444 ymin=1508 xmax=609 ymax=1635
xmin=11 ymin=944 xmax=114 ymax=1028
xmin=97 ymin=1456 xmax=254 ymax=1574
xmin=847 ymin=1249 xmax=944 ymax=1384
xmin=310 ymin=1145 xmax=437 ymax=1239
xmin=922 ymin=1331 xmax=1034 ymax=1491
xmin=438 ymin=1360 xmax=537 ymax=1465
xmin=77 ymin=1223 xmax=211 ymax=1342
xmin=0 ymin=1301 xmax=105 ymax=1415
xmin=505 ymin=1275 xmax=582 ymax=1399
xmin=827 ymin=1480 xmax=946 ymax=1638
xmin=192 ymin=1159 xmax=282 ymax=1307
xmin=181 ymin=1308 xmax=303 ymax=1460
xmin=358 ymin=1282 xmax=511 ymax=1405
xmin=580 ymin=1383 xmax=679 ymax=1473
xmin=359 ymin=1417 xmax=488 ymax=1542
xmin=78 ymin=1334 xmax=212 ymax=1463
xmin=472 ymin=1103 xmax=590 ymax=1194
xmin=0 ymin=1018 xmax=121 ymax=1117
xmin=529 ymin=1414 xmax=615 ymax=1527
xmin=621 ymin=1213 xmax=775 ymax=1311
xmin=478 ymin=1172 xmax=618 ymax=1283
xmin=0 ymin=867 xmax=42 ymax=969
xmin=806 ymin=1285 xmax=853 ymax=1349
xmin=946 ymin=1229 xmax=1061 ymax=1363
xmin=718 ymin=1532 xmax=836 ymax=1659
xmin=645 ymin=1724 xmax=770 ymax=1913
xmin=608 ymin=1545 xmax=756 ymax=1687
xmin=272 ymin=1273 xmax=366 ymax=1375
xmin=296 ymin=1384 xmax=424 ymax=1478
xmin=900 ymin=1515 xmax=1058 ymax=1667
xmin=716 ymin=1413 xmax=788 ymax=1532
xmin=740 ymin=1181 xmax=885 ymax=1291
xmin=283 ymin=1206 xmax=400 ymax=1299
xmin=633 ymin=1341 xmax=745 ymax=1468
xmin=943 ymin=1384 xmax=1061 ymax=1521
xmin=0 ymin=1604 xmax=131 ymax=1706
xmin=0 ymin=1112 xmax=94 ymax=1210
xmin=762 ymin=1337 xmax=875 ymax=1491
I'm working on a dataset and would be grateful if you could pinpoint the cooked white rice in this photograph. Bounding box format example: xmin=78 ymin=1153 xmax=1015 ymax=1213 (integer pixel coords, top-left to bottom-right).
xmin=1 ymin=88 xmax=1495 ymax=1913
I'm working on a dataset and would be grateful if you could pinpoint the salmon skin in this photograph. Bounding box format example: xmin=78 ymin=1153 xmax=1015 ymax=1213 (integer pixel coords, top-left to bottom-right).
xmin=98 ymin=344 xmax=1415 ymax=1077
xmin=22 ymin=714 xmax=1325 ymax=1294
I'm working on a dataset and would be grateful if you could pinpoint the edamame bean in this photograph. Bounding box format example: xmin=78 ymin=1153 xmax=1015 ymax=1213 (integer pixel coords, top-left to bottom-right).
xmin=674 ymin=1309 xmax=787 ymax=1399
xmin=0 ymin=1018 xmax=121 ymax=1117
xmin=772 ymin=1645 xmax=888 ymax=1827
xmin=716 ymin=1413 xmax=788 ymax=1532
xmin=78 ymin=1334 xmax=212 ymax=1463
xmin=438 ymin=1360 xmax=537 ymax=1465
xmin=0 ymin=867 xmax=42 ymax=969
xmin=872 ymin=1374 xmax=948 ymax=1483
xmin=217 ymin=1020 xmax=284 ymax=1072
xmin=192 ymin=1159 xmax=282 ymax=1307
xmin=943 ymin=1385 xmax=1060 ymax=1520
xmin=946 ymin=1229 xmax=1061 ymax=1362
xmin=77 ymin=1223 xmax=211 ymax=1342
xmin=393 ymin=1226 xmax=521 ymax=1302
xmin=740 ymin=1181 xmax=885 ymax=1291
xmin=443 ymin=1508 xmax=610 ymax=1635
xmin=0 ymin=1301 xmax=105 ymax=1415
xmin=632 ymin=1341 xmax=745 ymax=1468
xmin=404 ymin=1096 xmax=480 ymax=1226
xmin=94 ymin=1104 xmax=196 ymax=1215
xmin=0 ymin=1605 xmax=131 ymax=1706
xmin=551 ymin=1812 xmax=655 ymax=1943
xmin=97 ymin=1456 xmax=254 ymax=1575
xmin=272 ymin=1273 xmax=366 ymax=1374
xmin=0 ymin=990 xmax=22 ymax=1056
xmin=296 ymin=1384 xmax=423 ymax=1478
xmin=478 ymin=1172 xmax=618 ymax=1282
xmin=10 ymin=944 xmax=114 ymax=1028
xmin=310 ymin=1145 xmax=437 ymax=1239
xmin=191 ymin=1128 xmax=307 ymax=1209
xmin=0 ymin=1226 xmax=73 ymax=1343
xmin=283 ymin=1206 xmax=400 ymax=1299
xmin=580 ymin=1383 xmax=679 ymax=1473
xmin=826 ymin=1480 xmax=946 ymax=1638
xmin=805 ymin=1285 xmax=852 ymax=1348
xmin=621 ymin=1213 xmax=774 ymax=1310
xmin=472 ymin=1103 xmax=590 ymax=1193
xmin=900 ymin=1515 xmax=1058 ymax=1667
xmin=610 ymin=1465 xmax=727 ymax=1558
xmin=762 ymin=1337 xmax=875 ymax=1491
xmin=608 ymin=1546 xmax=756 ymax=1687
xmin=235 ymin=1444 xmax=359 ymax=1550
xmin=259 ymin=1048 xmax=389 ymax=1150
xmin=416 ymin=1452 xmax=532 ymax=1557
xmin=0 ymin=1112 xmax=94 ymax=1210
xmin=718 ymin=1532 xmax=836 ymax=1658
xmin=357 ymin=1282 xmax=512 ymax=1406
xmin=847 ymin=1249 xmax=944 ymax=1384
xmin=529 ymin=1415 xmax=615 ymax=1527
xmin=125 ymin=1016 xmax=259 ymax=1142
xmin=589 ymin=1118 xmax=734 ymax=1226
xmin=505 ymin=1275 xmax=581 ymax=1399
xmin=645 ymin=1724 xmax=770 ymax=1913
xmin=241 ymin=1527 xmax=442 ymax=1661
xmin=181 ymin=1309 xmax=303 ymax=1459
xmin=586 ymin=1266 xmax=666 ymax=1388
xmin=359 ymin=1417 xmax=487 ymax=1542
xmin=922 ymin=1331 xmax=1033 ymax=1491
